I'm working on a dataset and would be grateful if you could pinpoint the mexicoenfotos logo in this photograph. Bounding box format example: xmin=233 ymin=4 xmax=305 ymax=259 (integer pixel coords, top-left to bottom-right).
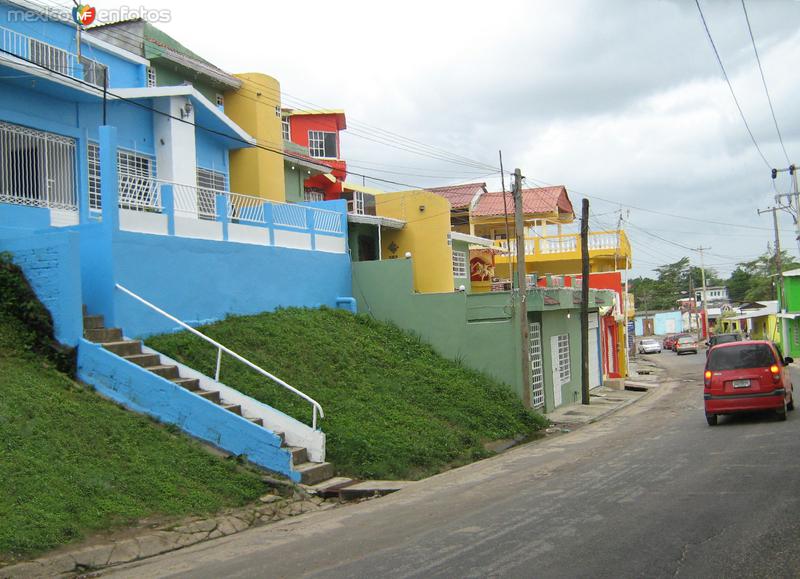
xmin=72 ymin=4 xmax=96 ymax=27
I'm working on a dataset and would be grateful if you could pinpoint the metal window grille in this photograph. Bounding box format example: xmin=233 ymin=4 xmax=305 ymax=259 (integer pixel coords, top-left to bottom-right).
xmin=146 ymin=67 xmax=157 ymax=87
xmin=308 ymin=130 xmax=336 ymax=158
xmin=0 ymin=120 xmax=77 ymax=211
xmin=196 ymin=167 xmax=226 ymax=220
xmin=29 ymin=38 xmax=71 ymax=76
xmin=556 ymin=334 xmax=571 ymax=384
xmin=215 ymin=94 xmax=224 ymax=107
xmin=117 ymin=149 xmax=157 ymax=211
xmin=80 ymin=56 xmax=107 ymax=87
xmin=87 ymin=142 xmax=101 ymax=210
xmin=303 ymin=189 xmax=323 ymax=202
xmin=452 ymin=250 xmax=467 ymax=278
xmin=281 ymin=116 xmax=291 ymax=141
xmin=275 ymin=105 xmax=282 ymax=118
xmin=529 ymin=322 xmax=545 ymax=408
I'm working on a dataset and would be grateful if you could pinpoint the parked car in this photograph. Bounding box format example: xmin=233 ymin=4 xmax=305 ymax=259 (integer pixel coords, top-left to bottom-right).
xmin=638 ymin=339 xmax=662 ymax=354
xmin=662 ymin=334 xmax=678 ymax=350
xmin=675 ymin=335 xmax=698 ymax=355
xmin=704 ymin=340 xmax=794 ymax=425
xmin=706 ymin=332 xmax=743 ymax=356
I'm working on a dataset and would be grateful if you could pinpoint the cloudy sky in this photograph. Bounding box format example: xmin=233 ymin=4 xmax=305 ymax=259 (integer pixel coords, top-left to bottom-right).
xmin=99 ymin=0 xmax=800 ymax=277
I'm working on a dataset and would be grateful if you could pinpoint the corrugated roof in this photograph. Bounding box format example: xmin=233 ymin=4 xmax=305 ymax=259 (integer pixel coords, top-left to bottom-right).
xmin=472 ymin=186 xmax=574 ymax=218
xmin=426 ymin=182 xmax=486 ymax=210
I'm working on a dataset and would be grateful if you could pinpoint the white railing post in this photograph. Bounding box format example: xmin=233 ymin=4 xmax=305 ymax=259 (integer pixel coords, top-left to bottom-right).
xmin=215 ymin=346 xmax=222 ymax=382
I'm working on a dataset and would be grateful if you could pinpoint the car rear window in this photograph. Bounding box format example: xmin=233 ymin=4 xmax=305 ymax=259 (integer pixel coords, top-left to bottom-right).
xmin=707 ymin=344 xmax=776 ymax=371
xmin=678 ymin=336 xmax=695 ymax=343
xmin=714 ymin=335 xmax=740 ymax=345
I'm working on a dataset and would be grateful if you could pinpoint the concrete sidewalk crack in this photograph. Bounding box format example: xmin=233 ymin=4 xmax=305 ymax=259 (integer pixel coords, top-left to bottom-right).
xmin=673 ymin=525 xmax=730 ymax=577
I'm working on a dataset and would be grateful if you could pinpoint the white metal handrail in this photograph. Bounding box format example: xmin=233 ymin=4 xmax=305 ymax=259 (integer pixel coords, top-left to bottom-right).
xmin=314 ymin=208 xmax=344 ymax=234
xmin=115 ymin=284 xmax=325 ymax=429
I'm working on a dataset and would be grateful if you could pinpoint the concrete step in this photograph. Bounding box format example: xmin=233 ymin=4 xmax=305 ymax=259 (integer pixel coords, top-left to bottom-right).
xmin=247 ymin=417 xmax=264 ymax=427
xmin=294 ymin=461 xmax=335 ymax=486
xmin=124 ymin=353 xmax=161 ymax=368
xmin=274 ymin=431 xmax=285 ymax=445
xmin=146 ymin=364 xmax=180 ymax=379
xmin=102 ymin=340 xmax=143 ymax=357
xmin=221 ymin=403 xmax=242 ymax=416
xmin=85 ymin=327 xmax=122 ymax=342
xmin=197 ymin=390 xmax=221 ymax=404
xmin=83 ymin=314 xmax=105 ymax=329
xmin=172 ymin=377 xmax=200 ymax=391
xmin=287 ymin=446 xmax=308 ymax=465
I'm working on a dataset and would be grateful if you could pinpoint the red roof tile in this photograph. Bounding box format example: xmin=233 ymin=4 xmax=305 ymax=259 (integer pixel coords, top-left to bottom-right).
xmin=426 ymin=182 xmax=487 ymax=210
xmin=472 ymin=186 xmax=574 ymax=218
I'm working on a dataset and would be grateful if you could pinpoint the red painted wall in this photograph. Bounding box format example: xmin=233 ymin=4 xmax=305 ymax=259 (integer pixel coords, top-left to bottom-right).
xmin=288 ymin=113 xmax=347 ymax=199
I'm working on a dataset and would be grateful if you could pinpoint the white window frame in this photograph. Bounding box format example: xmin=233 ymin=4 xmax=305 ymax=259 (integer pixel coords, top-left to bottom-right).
xmin=275 ymin=105 xmax=282 ymax=118
xmin=88 ymin=141 xmax=101 ymax=210
xmin=146 ymin=67 xmax=157 ymax=87
xmin=529 ymin=322 xmax=545 ymax=408
xmin=281 ymin=116 xmax=291 ymax=141
xmin=452 ymin=250 xmax=467 ymax=278
xmin=308 ymin=130 xmax=337 ymax=158
xmin=556 ymin=334 xmax=571 ymax=384
xmin=303 ymin=189 xmax=324 ymax=202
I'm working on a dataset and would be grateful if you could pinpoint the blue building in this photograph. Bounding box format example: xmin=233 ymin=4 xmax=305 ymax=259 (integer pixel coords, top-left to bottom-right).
xmin=0 ymin=1 xmax=351 ymax=482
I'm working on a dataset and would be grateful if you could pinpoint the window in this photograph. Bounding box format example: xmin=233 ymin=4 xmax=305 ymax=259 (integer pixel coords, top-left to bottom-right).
xmin=215 ymin=94 xmax=224 ymax=107
xmin=529 ymin=322 xmax=545 ymax=408
xmin=281 ymin=116 xmax=291 ymax=141
xmin=196 ymin=167 xmax=226 ymax=219
xmin=146 ymin=67 xmax=157 ymax=87
xmin=556 ymin=334 xmax=571 ymax=384
xmin=117 ymin=149 xmax=156 ymax=210
xmin=88 ymin=142 xmax=101 ymax=210
xmin=80 ymin=56 xmax=107 ymax=87
xmin=28 ymin=38 xmax=70 ymax=76
xmin=275 ymin=105 xmax=282 ymax=118
xmin=707 ymin=343 xmax=776 ymax=371
xmin=308 ymin=130 xmax=337 ymax=158
xmin=303 ymin=189 xmax=324 ymax=202
xmin=452 ymin=250 xmax=467 ymax=278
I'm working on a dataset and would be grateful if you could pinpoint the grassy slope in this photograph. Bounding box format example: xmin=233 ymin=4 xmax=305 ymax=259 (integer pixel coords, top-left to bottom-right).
xmin=147 ymin=308 xmax=547 ymax=480
xmin=0 ymin=312 xmax=267 ymax=561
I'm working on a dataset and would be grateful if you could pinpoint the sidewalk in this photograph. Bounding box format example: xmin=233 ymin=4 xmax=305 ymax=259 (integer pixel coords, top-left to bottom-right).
xmin=546 ymin=358 xmax=664 ymax=427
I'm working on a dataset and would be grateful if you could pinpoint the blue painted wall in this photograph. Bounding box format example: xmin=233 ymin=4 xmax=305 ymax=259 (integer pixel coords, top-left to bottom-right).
xmin=108 ymin=230 xmax=353 ymax=338
xmin=0 ymin=227 xmax=83 ymax=345
xmin=77 ymin=339 xmax=297 ymax=480
xmin=634 ymin=311 xmax=684 ymax=336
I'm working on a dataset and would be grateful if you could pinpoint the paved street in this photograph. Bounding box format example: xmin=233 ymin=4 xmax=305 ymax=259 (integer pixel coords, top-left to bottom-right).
xmin=108 ymin=350 xmax=800 ymax=578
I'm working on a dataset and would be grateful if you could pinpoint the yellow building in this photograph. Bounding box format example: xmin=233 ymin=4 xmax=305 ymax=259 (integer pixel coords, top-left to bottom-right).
xmin=375 ymin=190 xmax=455 ymax=293
xmin=224 ymin=74 xmax=330 ymax=203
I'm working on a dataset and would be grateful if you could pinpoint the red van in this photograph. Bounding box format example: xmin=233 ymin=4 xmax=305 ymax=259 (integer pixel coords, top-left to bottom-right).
xmin=703 ymin=341 xmax=794 ymax=426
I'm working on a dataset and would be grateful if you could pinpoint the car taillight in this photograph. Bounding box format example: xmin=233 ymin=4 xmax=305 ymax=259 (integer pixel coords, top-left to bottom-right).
xmin=771 ymin=364 xmax=780 ymax=381
xmin=704 ymin=370 xmax=712 ymax=387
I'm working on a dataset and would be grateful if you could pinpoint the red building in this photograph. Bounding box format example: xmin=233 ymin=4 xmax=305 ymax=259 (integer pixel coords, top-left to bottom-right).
xmin=284 ymin=109 xmax=347 ymax=200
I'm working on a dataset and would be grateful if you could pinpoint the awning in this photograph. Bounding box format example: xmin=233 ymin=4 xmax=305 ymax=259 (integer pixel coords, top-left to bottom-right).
xmin=342 ymin=182 xmax=388 ymax=196
xmin=778 ymin=313 xmax=800 ymax=320
xmin=347 ymin=213 xmax=405 ymax=229
xmin=448 ymin=231 xmax=495 ymax=248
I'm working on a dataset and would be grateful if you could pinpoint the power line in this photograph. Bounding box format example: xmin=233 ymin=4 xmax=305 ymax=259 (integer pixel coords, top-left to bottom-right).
xmin=741 ymin=0 xmax=792 ymax=165
xmin=694 ymin=0 xmax=773 ymax=170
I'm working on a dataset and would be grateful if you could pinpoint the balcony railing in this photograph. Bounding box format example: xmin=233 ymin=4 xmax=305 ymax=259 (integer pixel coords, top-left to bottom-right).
xmin=492 ymin=231 xmax=630 ymax=259
xmin=115 ymin=174 xmax=345 ymax=235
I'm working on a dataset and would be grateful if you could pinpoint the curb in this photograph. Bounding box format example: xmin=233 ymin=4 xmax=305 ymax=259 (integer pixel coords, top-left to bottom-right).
xmin=1 ymin=493 xmax=338 ymax=578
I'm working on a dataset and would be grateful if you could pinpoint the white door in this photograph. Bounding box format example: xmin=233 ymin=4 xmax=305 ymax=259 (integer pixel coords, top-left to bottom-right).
xmin=529 ymin=322 xmax=545 ymax=408
xmin=550 ymin=335 xmax=563 ymax=408
xmin=588 ymin=314 xmax=601 ymax=389
xmin=665 ymin=318 xmax=676 ymax=334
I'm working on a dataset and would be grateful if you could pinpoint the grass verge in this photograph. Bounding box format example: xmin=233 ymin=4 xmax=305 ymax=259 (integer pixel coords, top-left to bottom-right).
xmin=147 ymin=307 xmax=548 ymax=480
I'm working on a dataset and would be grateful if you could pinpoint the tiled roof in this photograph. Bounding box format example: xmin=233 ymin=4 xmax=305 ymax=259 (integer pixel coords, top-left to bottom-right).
xmin=472 ymin=186 xmax=573 ymax=217
xmin=426 ymin=182 xmax=486 ymax=210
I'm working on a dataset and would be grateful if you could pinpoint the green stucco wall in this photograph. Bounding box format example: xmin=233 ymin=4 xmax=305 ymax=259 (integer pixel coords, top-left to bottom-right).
xmin=153 ymin=63 xmax=219 ymax=103
xmin=353 ymin=259 xmax=524 ymax=397
xmin=452 ymin=239 xmax=471 ymax=292
xmin=539 ymin=309 xmax=583 ymax=410
xmin=284 ymin=161 xmax=304 ymax=203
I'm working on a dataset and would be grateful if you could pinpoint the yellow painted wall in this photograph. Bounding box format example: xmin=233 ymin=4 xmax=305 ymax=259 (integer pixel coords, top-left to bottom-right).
xmin=376 ymin=190 xmax=454 ymax=293
xmin=224 ymin=73 xmax=285 ymax=202
xmin=617 ymin=322 xmax=628 ymax=378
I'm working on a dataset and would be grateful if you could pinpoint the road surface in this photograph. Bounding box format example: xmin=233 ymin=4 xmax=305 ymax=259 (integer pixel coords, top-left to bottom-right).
xmin=108 ymin=350 xmax=800 ymax=578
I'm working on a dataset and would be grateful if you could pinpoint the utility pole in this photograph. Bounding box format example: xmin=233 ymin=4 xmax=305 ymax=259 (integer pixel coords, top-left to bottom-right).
xmin=758 ymin=205 xmax=787 ymax=346
xmin=513 ymin=168 xmax=531 ymax=408
xmin=772 ymin=165 xmax=800 ymax=254
xmin=695 ymin=247 xmax=711 ymax=340
xmin=580 ymin=198 xmax=590 ymax=405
